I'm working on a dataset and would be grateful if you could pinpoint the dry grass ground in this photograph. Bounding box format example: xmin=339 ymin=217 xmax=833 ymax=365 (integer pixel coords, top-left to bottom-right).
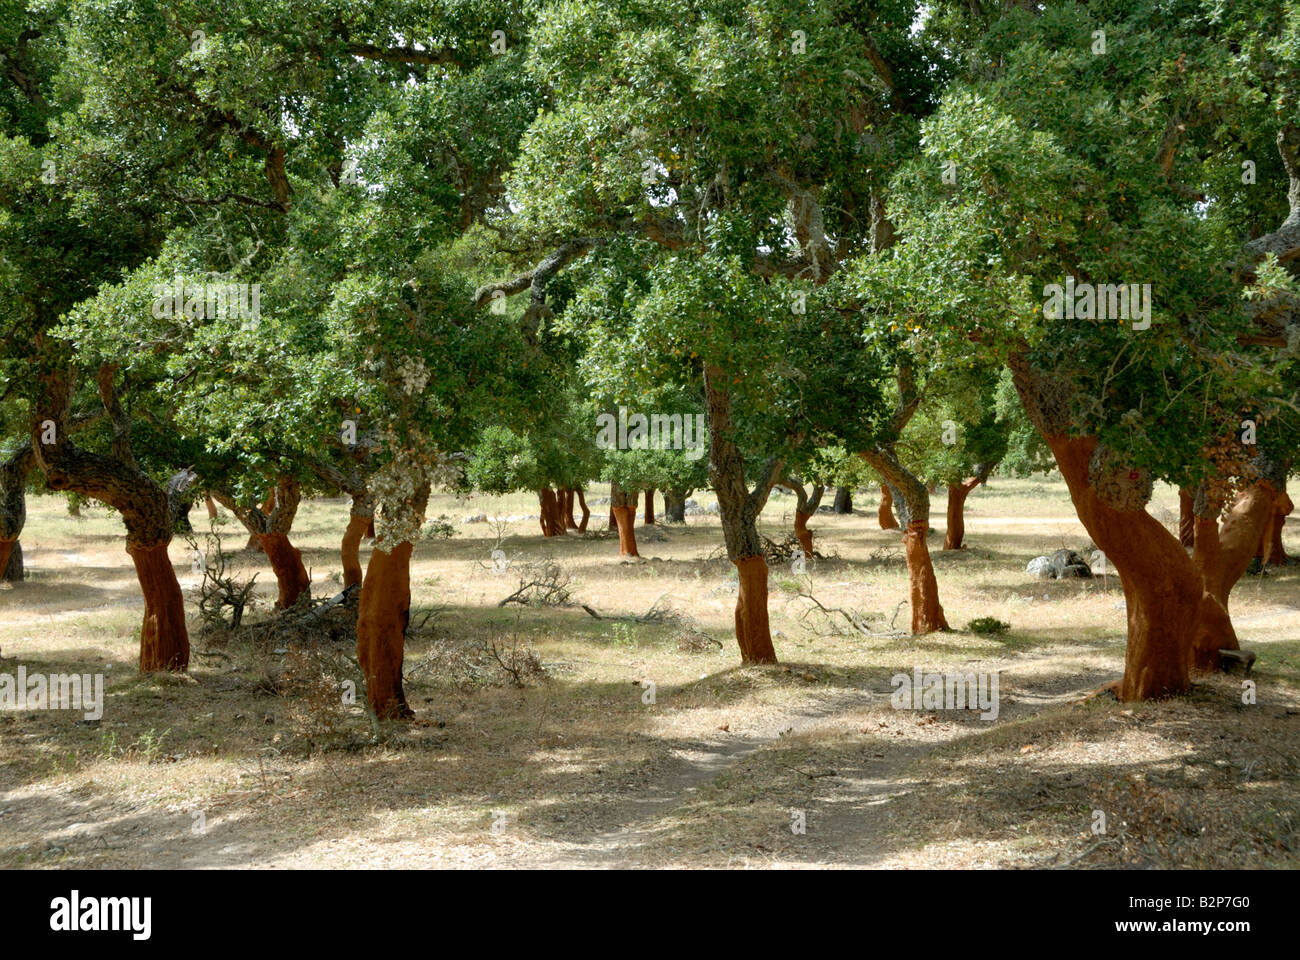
xmin=2 ymin=477 xmax=1299 ymax=869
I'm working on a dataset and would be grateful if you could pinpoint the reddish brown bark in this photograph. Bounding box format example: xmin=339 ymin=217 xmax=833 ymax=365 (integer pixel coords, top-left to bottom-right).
xmin=257 ymin=531 xmax=311 ymax=608
xmin=205 ymin=493 xmax=219 ymax=520
xmin=341 ymin=513 xmax=370 ymax=588
xmin=878 ymin=485 xmax=899 ymax=529
xmin=356 ymin=541 xmax=415 ymax=719
xmin=794 ymin=510 xmax=814 ymax=558
xmin=1047 ymin=435 xmax=1230 ymax=698
xmin=131 ymin=543 xmax=190 ymax=673
xmin=1193 ymin=484 xmax=1275 ymax=613
xmin=612 ymin=506 xmax=639 ymax=556
xmin=643 ymin=488 xmax=655 ymax=525
xmin=561 ymin=489 xmax=579 ymax=530
xmin=538 ymin=488 xmax=564 ymax=536
xmin=244 ymin=487 xmax=278 ymax=552
xmin=903 ymin=522 xmax=949 ymax=633
xmin=0 ymin=538 xmax=14 ymax=577
xmin=575 ymin=488 xmax=590 ymax=532
xmin=942 ymin=477 xmax=982 ymax=550
xmin=366 ymin=518 xmax=375 ymax=539
xmin=1178 ymin=488 xmax=1195 ymax=547
xmin=734 ymin=555 xmax=777 ymax=663
xmin=1261 ymin=487 xmax=1293 ymax=565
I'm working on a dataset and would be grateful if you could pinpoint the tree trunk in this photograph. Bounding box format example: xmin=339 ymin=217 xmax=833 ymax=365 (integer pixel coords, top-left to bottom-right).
xmin=877 ymin=485 xmax=899 ymax=529
xmin=1008 ymin=353 xmax=1242 ymax=697
xmin=356 ymin=540 xmax=415 ymax=720
xmin=561 ymin=488 xmax=579 ymax=530
xmin=704 ymin=364 xmax=781 ymax=663
xmin=1193 ymin=484 xmax=1274 ymax=612
xmin=575 ymin=488 xmax=590 ymax=532
xmin=0 ymin=444 xmax=33 ymax=583
xmin=355 ymin=474 xmax=429 ymax=721
xmin=1261 ymin=485 xmax=1293 ymax=565
xmin=366 ymin=518 xmax=376 ymax=539
xmin=205 ymin=492 xmax=219 ymax=520
xmin=1047 ymin=435 xmax=1233 ymax=696
xmin=214 ymin=479 xmax=308 ymax=605
xmin=942 ymin=469 xmax=988 ymax=550
xmin=833 ymin=486 xmax=852 ymax=514
xmin=131 ymin=542 xmax=190 ymax=673
xmin=861 ymin=450 xmax=948 ymax=634
xmin=610 ymin=482 xmax=639 ymax=557
xmin=734 ymin=555 xmax=774 ymax=663
xmin=341 ymin=492 xmax=375 ymax=590
xmin=538 ymin=488 xmax=563 ymax=537
xmin=244 ymin=489 xmax=276 ymax=552
xmin=341 ymin=513 xmax=370 ymax=589
xmin=30 ymin=376 xmax=192 ymax=674
xmin=1178 ymin=488 xmax=1195 ymax=547
xmin=1 ymin=540 xmax=22 ymax=582
xmin=663 ymin=487 xmax=690 ymax=523
xmin=643 ymin=488 xmax=655 ymax=525
xmin=784 ymin=479 xmax=823 ymax=558
xmin=794 ymin=511 xmax=814 ymax=558
xmin=257 ymin=532 xmax=311 ymax=608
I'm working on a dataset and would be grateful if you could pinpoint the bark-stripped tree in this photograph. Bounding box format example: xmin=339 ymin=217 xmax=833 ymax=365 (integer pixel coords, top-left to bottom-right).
xmin=874 ymin=2 xmax=1300 ymax=698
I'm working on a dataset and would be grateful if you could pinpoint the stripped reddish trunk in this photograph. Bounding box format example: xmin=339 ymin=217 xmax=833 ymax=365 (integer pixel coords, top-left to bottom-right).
xmin=1262 ymin=486 xmax=1293 ymax=565
xmin=942 ymin=476 xmax=982 ymax=550
xmin=575 ymin=488 xmax=590 ymax=532
xmin=794 ymin=510 xmax=814 ymax=558
xmin=131 ymin=543 xmax=190 ymax=673
xmin=1047 ymin=435 xmax=1231 ymax=697
xmin=258 ymin=532 xmax=311 ymax=608
xmin=1193 ymin=483 xmax=1275 ymax=613
xmin=861 ymin=448 xmax=949 ymax=636
xmin=703 ymin=364 xmax=782 ymax=663
xmin=356 ymin=541 xmax=414 ymax=719
xmin=366 ymin=519 xmax=376 ymax=539
xmin=341 ymin=513 xmax=370 ymax=588
xmin=734 ymin=555 xmax=776 ymax=663
xmin=610 ymin=483 xmax=639 ymax=556
xmin=245 ymin=488 xmax=277 ymax=552
xmin=0 ymin=539 xmax=15 ymax=578
xmin=1178 ymin=488 xmax=1195 ymax=547
xmin=643 ymin=488 xmax=655 ymax=525
xmin=878 ymin=485 xmax=899 ymax=530
xmin=903 ymin=522 xmax=949 ymax=633
xmin=538 ymin=488 xmax=564 ymax=537
xmin=562 ymin=489 xmax=579 ymax=530
xmin=205 ymin=493 xmax=219 ymax=520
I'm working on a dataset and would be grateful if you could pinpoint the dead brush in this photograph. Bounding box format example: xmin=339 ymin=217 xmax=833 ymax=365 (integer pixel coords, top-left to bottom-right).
xmin=498 ymin=559 xmax=574 ymax=608
xmin=241 ymin=585 xmax=361 ymax=652
xmin=489 ymin=634 xmax=547 ymax=688
xmin=407 ymin=633 xmax=549 ymax=690
xmin=674 ymin=625 xmax=723 ymax=653
xmin=761 ymin=533 xmax=822 ymax=562
xmin=277 ymin=645 xmax=350 ymax=743
xmin=183 ymin=526 xmax=259 ymax=643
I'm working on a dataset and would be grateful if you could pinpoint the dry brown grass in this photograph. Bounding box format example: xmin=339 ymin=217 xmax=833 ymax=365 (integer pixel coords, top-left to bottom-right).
xmin=1 ymin=479 xmax=1298 ymax=869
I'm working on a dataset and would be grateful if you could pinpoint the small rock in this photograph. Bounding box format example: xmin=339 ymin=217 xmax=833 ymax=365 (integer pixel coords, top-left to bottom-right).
xmin=1026 ymin=556 xmax=1054 ymax=579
